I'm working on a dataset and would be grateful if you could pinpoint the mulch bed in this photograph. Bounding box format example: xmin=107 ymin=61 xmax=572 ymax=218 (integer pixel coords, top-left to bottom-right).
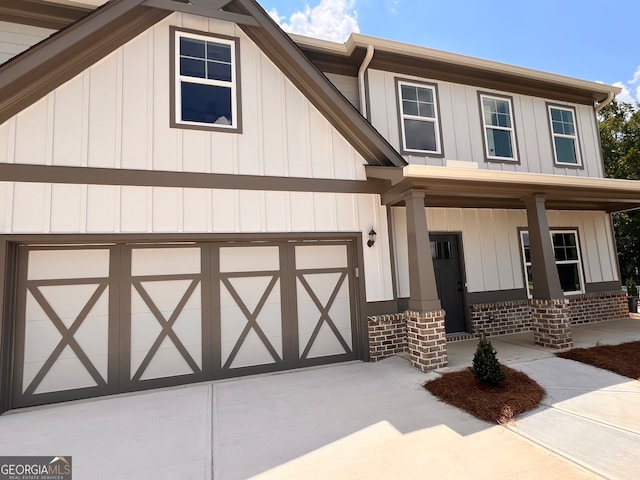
xmin=424 ymin=366 xmax=546 ymax=423
xmin=556 ymin=340 xmax=640 ymax=379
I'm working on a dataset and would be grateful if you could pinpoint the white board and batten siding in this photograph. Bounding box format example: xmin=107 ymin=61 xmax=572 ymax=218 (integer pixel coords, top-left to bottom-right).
xmin=324 ymin=73 xmax=360 ymax=110
xmin=367 ymin=69 xmax=604 ymax=178
xmin=0 ymin=22 xmax=55 ymax=65
xmin=0 ymin=13 xmax=394 ymax=303
xmin=391 ymin=207 xmax=618 ymax=297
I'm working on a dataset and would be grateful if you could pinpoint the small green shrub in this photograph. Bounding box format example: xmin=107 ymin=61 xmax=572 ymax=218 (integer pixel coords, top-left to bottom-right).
xmin=471 ymin=333 xmax=506 ymax=387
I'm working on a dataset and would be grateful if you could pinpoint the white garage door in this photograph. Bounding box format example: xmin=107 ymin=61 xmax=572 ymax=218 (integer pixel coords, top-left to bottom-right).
xmin=12 ymin=240 xmax=360 ymax=407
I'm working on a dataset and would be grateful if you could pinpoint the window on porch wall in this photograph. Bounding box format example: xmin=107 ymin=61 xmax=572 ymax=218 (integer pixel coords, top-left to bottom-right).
xmin=520 ymin=230 xmax=585 ymax=297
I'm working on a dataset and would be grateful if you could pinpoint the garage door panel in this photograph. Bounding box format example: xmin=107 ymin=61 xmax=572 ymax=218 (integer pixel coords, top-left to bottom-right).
xmin=329 ymin=297 xmax=353 ymax=347
xmin=13 ymin=239 xmax=362 ymax=408
xmin=27 ymin=249 xmax=110 ymax=280
xmin=295 ymin=245 xmax=348 ymax=269
xmin=306 ymin=323 xmax=348 ymax=359
xmin=296 ymin=267 xmax=353 ymax=361
xmin=38 ymin=284 xmax=105 ymax=329
xmin=219 ymin=246 xmax=280 ymax=273
xmin=131 ymin=247 xmax=201 ymax=276
xmin=137 ymin=337 xmax=194 ymax=381
xmin=228 ymin=329 xmax=279 ymax=369
xmin=33 ymin=346 xmax=101 ymax=394
xmin=222 ymin=276 xmax=278 ymax=309
xmin=128 ymin=275 xmax=203 ymax=382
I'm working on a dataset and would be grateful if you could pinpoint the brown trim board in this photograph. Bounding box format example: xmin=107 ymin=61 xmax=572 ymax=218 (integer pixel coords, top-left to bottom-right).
xmin=0 ymin=0 xmax=91 ymax=30
xmin=467 ymin=289 xmax=528 ymax=305
xmin=0 ymin=241 xmax=18 ymax=415
xmin=0 ymin=0 xmax=171 ymax=126
xmin=0 ymin=163 xmax=389 ymax=194
xmin=585 ymin=281 xmax=623 ymax=294
xmin=227 ymin=0 xmax=406 ymax=167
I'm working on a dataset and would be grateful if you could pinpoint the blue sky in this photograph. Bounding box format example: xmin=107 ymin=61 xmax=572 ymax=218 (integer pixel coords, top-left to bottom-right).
xmin=262 ymin=0 xmax=640 ymax=103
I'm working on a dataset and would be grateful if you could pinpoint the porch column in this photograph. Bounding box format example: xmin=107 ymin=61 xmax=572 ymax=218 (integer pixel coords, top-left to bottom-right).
xmin=525 ymin=196 xmax=573 ymax=349
xmin=404 ymin=190 xmax=441 ymax=311
xmin=404 ymin=190 xmax=447 ymax=370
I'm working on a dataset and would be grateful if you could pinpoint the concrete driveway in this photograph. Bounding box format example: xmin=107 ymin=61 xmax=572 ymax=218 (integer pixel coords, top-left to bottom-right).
xmin=1 ymin=318 xmax=639 ymax=479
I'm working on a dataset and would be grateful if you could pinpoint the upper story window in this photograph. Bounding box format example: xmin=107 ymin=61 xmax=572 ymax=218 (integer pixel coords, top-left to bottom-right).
xmin=396 ymin=79 xmax=442 ymax=155
xmin=479 ymin=93 xmax=517 ymax=162
xmin=172 ymin=28 xmax=241 ymax=132
xmin=548 ymin=105 xmax=581 ymax=166
xmin=520 ymin=230 xmax=585 ymax=298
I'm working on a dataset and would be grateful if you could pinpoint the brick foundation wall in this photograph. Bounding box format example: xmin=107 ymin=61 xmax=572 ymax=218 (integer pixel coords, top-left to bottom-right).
xmin=568 ymin=291 xmax=628 ymax=325
xmin=469 ymin=300 xmax=531 ymax=336
xmin=367 ymin=313 xmax=407 ymax=362
xmin=530 ymin=298 xmax=573 ymax=349
xmin=406 ymin=310 xmax=448 ymax=371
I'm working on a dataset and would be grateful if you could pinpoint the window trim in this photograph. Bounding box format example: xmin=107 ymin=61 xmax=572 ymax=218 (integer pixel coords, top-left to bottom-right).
xmin=478 ymin=92 xmax=519 ymax=163
xmin=170 ymin=26 xmax=242 ymax=133
xmin=519 ymin=228 xmax=586 ymax=298
xmin=546 ymin=103 xmax=583 ymax=168
xmin=395 ymin=78 xmax=444 ymax=157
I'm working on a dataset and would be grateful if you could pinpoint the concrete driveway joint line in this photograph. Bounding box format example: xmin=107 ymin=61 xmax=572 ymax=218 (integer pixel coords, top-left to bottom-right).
xmin=505 ymin=422 xmax=609 ymax=480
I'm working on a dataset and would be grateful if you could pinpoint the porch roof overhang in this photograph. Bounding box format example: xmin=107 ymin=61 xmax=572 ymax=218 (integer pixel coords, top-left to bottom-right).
xmin=366 ymin=165 xmax=640 ymax=213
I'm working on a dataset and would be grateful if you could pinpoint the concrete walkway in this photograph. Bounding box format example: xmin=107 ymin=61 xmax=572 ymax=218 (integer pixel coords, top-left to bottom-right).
xmin=0 ymin=318 xmax=639 ymax=479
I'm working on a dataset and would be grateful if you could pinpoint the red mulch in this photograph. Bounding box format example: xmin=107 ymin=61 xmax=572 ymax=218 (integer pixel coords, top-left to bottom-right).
xmin=556 ymin=341 xmax=640 ymax=379
xmin=424 ymin=366 xmax=546 ymax=423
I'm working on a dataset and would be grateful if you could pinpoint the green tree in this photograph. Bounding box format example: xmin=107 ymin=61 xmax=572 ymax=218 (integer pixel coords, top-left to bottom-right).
xmin=471 ymin=333 xmax=505 ymax=387
xmin=598 ymin=100 xmax=640 ymax=283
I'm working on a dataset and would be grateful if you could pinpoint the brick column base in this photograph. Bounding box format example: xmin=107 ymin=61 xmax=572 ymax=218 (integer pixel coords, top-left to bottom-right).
xmin=367 ymin=313 xmax=408 ymax=361
xmin=530 ymin=298 xmax=573 ymax=349
xmin=406 ymin=310 xmax=448 ymax=371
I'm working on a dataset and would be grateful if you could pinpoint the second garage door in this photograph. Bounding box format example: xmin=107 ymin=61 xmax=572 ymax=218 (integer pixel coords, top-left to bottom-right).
xmin=12 ymin=239 xmax=361 ymax=408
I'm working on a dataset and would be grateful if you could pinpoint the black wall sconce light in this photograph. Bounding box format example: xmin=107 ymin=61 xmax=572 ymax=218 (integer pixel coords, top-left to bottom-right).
xmin=367 ymin=228 xmax=377 ymax=247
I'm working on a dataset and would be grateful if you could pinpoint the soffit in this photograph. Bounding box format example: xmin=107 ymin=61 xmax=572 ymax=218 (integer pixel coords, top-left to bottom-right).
xmin=367 ymin=165 xmax=640 ymax=212
xmin=0 ymin=0 xmax=92 ymax=29
xmin=294 ymin=34 xmax=619 ymax=106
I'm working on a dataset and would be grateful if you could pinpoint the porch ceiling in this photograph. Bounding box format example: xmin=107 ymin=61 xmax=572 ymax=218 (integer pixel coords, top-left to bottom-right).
xmin=367 ymin=165 xmax=640 ymax=213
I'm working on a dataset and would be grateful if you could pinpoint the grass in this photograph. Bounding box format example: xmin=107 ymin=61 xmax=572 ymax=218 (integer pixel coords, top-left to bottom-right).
xmin=556 ymin=340 xmax=640 ymax=379
xmin=424 ymin=365 xmax=545 ymax=423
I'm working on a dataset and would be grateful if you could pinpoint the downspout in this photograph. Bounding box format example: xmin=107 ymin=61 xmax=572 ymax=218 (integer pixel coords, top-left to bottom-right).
xmin=358 ymin=44 xmax=375 ymax=120
xmin=595 ymin=91 xmax=615 ymax=113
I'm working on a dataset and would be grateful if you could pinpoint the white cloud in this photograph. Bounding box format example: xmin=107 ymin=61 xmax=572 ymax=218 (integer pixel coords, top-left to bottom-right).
xmin=613 ymin=81 xmax=635 ymax=104
xmin=268 ymin=0 xmax=360 ymax=43
xmin=386 ymin=0 xmax=399 ymax=15
xmin=614 ymin=65 xmax=640 ymax=104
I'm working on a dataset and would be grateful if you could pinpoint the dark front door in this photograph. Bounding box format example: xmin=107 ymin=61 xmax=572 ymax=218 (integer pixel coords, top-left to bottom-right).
xmin=430 ymin=234 xmax=466 ymax=333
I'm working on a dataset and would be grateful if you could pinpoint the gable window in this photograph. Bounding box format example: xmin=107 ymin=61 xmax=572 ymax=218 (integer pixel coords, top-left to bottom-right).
xmin=480 ymin=94 xmax=517 ymax=161
xmin=173 ymin=28 xmax=240 ymax=131
xmin=520 ymin=230 xmax=585 ymax=298
xmin=548 ymin=105 xmax=581 ymax=166
xmin=397 ymin=80 xmax=442 ymax=155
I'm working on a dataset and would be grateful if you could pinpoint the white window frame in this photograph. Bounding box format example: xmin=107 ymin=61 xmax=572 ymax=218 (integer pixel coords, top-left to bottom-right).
xmin=548 ymin=105 xmax=581 ymax=167
xmin=520 ymin=229 xmax=586 ymax=298
xmin=397 ymin=80 xmax=442 ymax=155
xmin=174 ymin=30 xmax=238 ymax=130
xmin=480 ymin=93 xmax=517 ymax=162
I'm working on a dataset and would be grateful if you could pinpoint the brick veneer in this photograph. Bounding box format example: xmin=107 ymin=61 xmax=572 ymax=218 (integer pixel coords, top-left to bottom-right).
xmin=469 ymin=300 xmax=531 ymax=336
xmin=406 ymin=310 xmax=448 ymax=371
xmin=568 ymin=291 xmax=628 ymax=324
xmin=366 ymin=290 xmax=626 ymax=368
xmin=530 ymin=298 xmax=573 ymax=349
xmin=367 ymin=313 xmax=407 ymax=361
